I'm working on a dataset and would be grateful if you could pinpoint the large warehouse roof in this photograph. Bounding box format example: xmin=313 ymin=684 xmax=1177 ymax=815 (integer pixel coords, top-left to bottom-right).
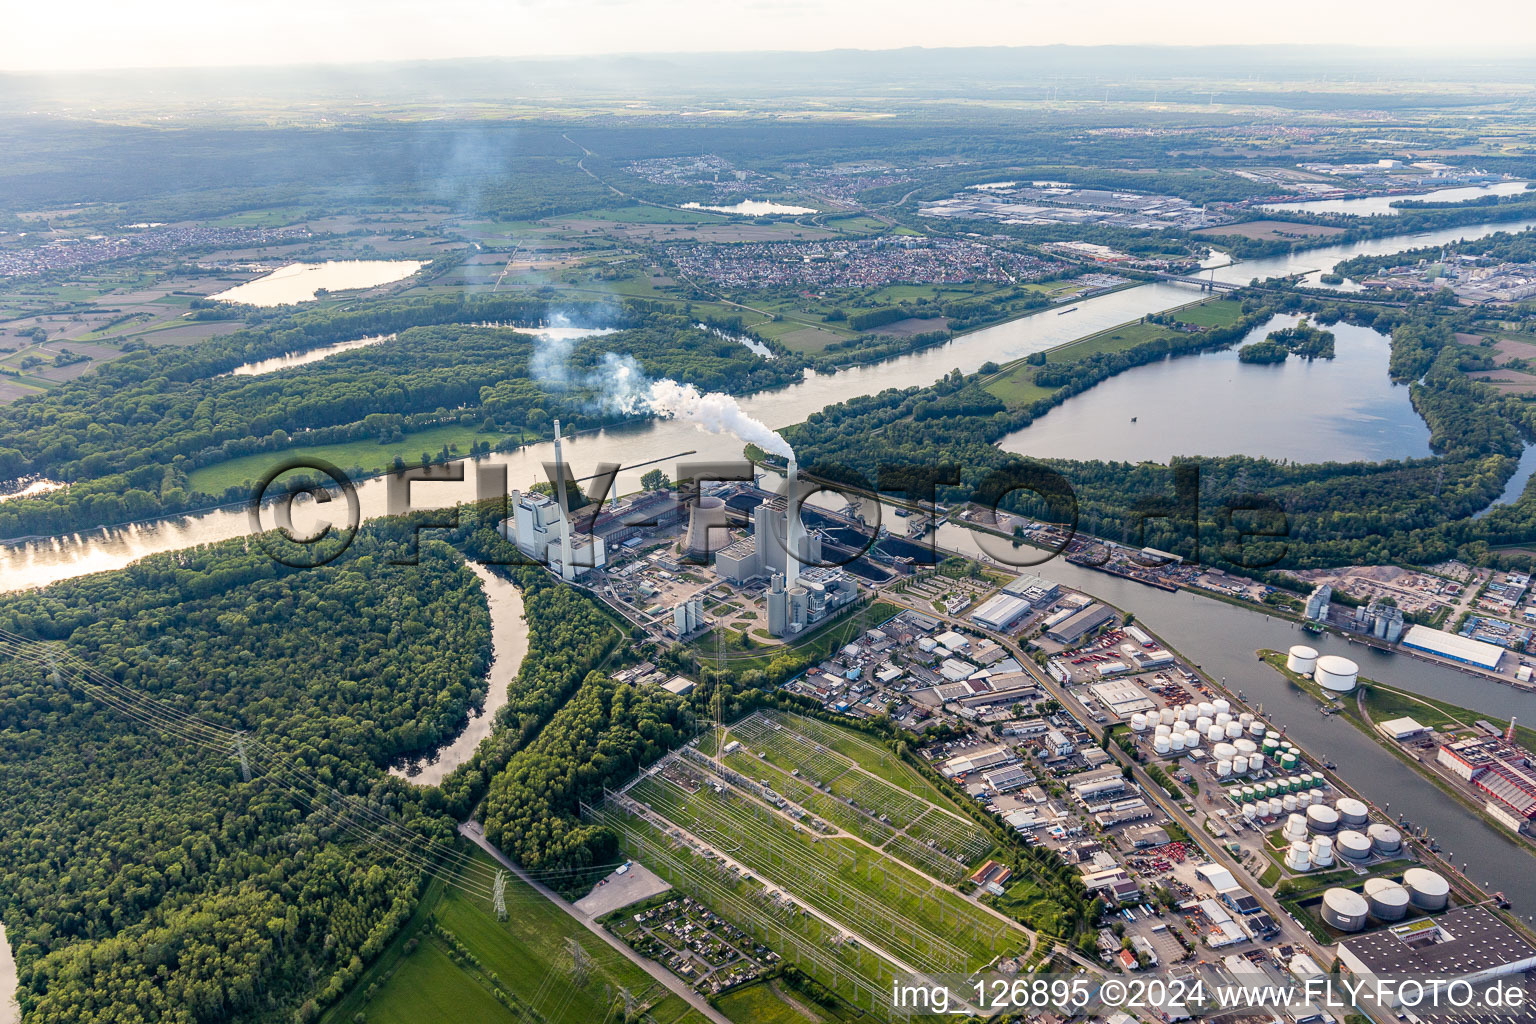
xmin=1401 ymin=624 xmax=1505 ymax=670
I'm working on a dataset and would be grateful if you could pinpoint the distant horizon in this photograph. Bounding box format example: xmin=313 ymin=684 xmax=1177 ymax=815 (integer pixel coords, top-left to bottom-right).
xmin=4 ymin=0 xmax=1536 ymax=75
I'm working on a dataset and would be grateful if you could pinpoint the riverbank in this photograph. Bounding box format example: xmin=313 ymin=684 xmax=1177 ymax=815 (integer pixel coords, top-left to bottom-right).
xmin=0 ymin=922 xmax=18 ymax=1024
xmin=390 ymin=564 xmax=528 ymax=786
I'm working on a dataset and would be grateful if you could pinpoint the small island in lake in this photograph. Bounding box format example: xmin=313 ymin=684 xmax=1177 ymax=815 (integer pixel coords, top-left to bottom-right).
xmin=1238 ymin=318 xmax=1336 ymax=363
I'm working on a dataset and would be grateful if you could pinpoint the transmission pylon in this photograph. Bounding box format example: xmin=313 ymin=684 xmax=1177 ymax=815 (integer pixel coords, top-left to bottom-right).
xmin=233 ymin=732 xmax=251 ymax=783
xmin=567 ymin=935 xmax=593 ymax=986
xmin=492 ymin=869 xmax=508 ymax=920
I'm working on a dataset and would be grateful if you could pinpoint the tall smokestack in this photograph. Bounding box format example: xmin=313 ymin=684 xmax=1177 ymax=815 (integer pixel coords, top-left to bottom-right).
xmin=553 ymin=419 xmax=574 ymax=580
xmin=785 ymin=458 xmax=802 ymax=589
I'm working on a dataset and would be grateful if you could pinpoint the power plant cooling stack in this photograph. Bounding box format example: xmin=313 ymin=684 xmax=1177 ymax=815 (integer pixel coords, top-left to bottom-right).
xmin=684 ymin=495 xmax=729 ymax=561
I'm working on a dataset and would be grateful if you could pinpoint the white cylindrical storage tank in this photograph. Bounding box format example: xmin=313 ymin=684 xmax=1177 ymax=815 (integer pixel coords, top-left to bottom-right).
xmin=1336 ymin=830 xmax=1371 ymax=862
xmin=1214 ymin=742 xmax=1238 ymax=761
xmin=1239 ymin=712 xmax=1254 ymax=726
xmin=1285 ymin=841 xmax=1312 ymax=872
xmin=1249 ymin=722 xmax=1267 ymax=738
xmin=1225 ymin=722 xmax=1244 ymax=740
xmin=1367 ymin=823 xmax=1403 ymax=856
xmin=1235 ymin=738 xmax=1258 ymax=756
xmin=1179 ymin=706 xmax=1195 ymax=723
xmin=1216 ymin=759 xmax=1233 ymax=778
xmin=1131 ymin=713 xmax=1148 ymax=732
xmin=1184 ymin=729 xmax=1201 ymax=747
xmin=1336 ymin=798 xmax=1369 ymax=828
xmin=1283 ymin=795 xmax=1299 ymax=813
xmin=1310 ymin=835 xmax=1335 ymax=868
xmin=1364 ymin=878 xmax=1410 ymax=921
xmin=1206 ymin=725 xmax=1224 ymax=743
xmin=1215 ymin=712 xmax=1233 ymax=727
xmin=1250 ymin=752 xmax=1266 ymax=772
xmin=1169 ymin=733 xmax=1185 ymax=752
xmin=1320 ymin=888 xmax=1368 ymax=932
xmin=1198 ymin=701 xmax=1216 ymax=718
xmin=1306 ymin=804 xmax=1340 ymax=834
xmin=1403 ymin=868 xmax=1451 ymax=911
xmin=1232 ymin=755 xmax=1249 ymax=774
xmin=1267 ymin=797 xmax=1283 ymax=818
xmin=1284 ymin=813 xmax=1309 ymax=842
xmin=1214 ymin=698 xmax=1232 ymax=715
xmin=1155 ymin=723 xmax=1172 ymax=737
xmin=1153 ymin=735 xmax=1171 ymax=755
xmin=1242 ymin=803 xmax=1259 ymax=820
xmin=1196 ymin=715 xmax=1213 ymax=732
xmin=1315 ymin=654 xmax=1359 ymax=693
xmin=1160 ymin=708 xmax=1177 ymax=726
xmin=1287 ymin=645 xmax=1319 ymax=675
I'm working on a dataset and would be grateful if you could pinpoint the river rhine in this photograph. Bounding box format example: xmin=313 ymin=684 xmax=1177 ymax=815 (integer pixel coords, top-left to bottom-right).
xmin=7 ymin=217 xmax=1536 ymax=917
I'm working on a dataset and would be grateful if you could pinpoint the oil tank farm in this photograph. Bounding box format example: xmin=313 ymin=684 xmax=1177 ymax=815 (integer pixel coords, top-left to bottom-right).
xmin=1336 ymin=829 xmax=1372 ymax=862
xmin=1367 ymin=823 xmax=1402 ymax=856
xmin=1306 ymin=804 xmax=1340 ymax=834
xmin=1336 ymin=797 xmax=1369 ymax=828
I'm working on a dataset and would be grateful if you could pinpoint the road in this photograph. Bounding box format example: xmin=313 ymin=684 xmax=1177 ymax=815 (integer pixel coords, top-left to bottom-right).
xmin=458 ymin=820 xmax=734 ymax=1024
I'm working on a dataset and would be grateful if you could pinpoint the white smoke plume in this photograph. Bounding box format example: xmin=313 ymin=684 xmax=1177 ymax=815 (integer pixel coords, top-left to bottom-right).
xmin=531 ymin=326 xmax=796 ymax=460
xmin=529 ymin=312 xmax=578 ymax=385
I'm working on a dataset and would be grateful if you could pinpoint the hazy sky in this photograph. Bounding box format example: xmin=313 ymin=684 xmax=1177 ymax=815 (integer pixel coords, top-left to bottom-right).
xmin=3 ymin=0 xmax=1535 ymax=72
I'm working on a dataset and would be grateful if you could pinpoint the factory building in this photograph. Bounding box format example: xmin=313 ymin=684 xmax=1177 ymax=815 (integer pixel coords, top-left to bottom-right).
xmin=503 ymin=421 xmax=606 ymax=580
xmin=1401 ymin=624 xmax=1505 ymax=670
xmin=1001 ymin=572 xmax=1060 ymax=605
xmin=1354 ymin=597 xmax=1405 ymax=643
xmin=1336 ymin=906 xmax=1536 ymax=1006
xmin=1044 ymin=603 xmax=1116 ymax=644
xmin=969 ymin=592 xmax=1033 ymax=631
xmin=671 ymin=598 xmax=705 ymax=637
xmin=1437 ymin=736 xmax=1536 ymax=820
xmin=1304 ymin=583 xmax=1332 ymax=622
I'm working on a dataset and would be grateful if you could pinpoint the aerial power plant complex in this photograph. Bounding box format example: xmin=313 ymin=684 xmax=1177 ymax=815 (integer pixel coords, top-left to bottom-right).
xmin=502 ymin=420 xmax=607 ymax=581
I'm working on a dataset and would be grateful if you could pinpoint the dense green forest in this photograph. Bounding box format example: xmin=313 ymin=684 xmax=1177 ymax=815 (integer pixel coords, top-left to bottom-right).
xmin=785 ymin=293 xmax=1536 ymax=570
xmin=0 ymin=524 xmax=497 ymax=1023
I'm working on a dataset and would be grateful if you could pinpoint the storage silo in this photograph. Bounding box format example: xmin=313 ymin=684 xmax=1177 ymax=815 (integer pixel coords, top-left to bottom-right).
xmin=1239 ymin=712 xmax=1254 ymax=727
xmin=1232 ymin=755 xmax=1249 ymax=774
xmin=1310 ymin=835 xmax=1335 ymax=868
xmin=1131 ymin=713 xmax=1148 ymax=732
xmin=1267 ymin=797 xmax=1283 ymax=818
xmin=1287 ymin=645 xmax=1319 ymax=675
xmin=1196 ymin=715 xmax=1214 ymax=732
xmin=1306 ymin=804 xmax=1340 ymax=834
xmin=1184 ymin=729 xmax=1201 ymax=748
xmin=1206 ymin=725 xmax=1224 ymax=744
xmin=1367 ymin=823 xmax=1403 ymax=856
xmin=1285 ymin=841 xmax=1312 ymax=872
xmin=1160 ymin=708 xmax=1178 ymax=726
xmin=1155 ymin=723 xmax=1172 ymax=738
xmin=1403 ymin=868 xmax=1450 ymax=911
xmin=1153 ymin=735 xmax=1172 ymax=755
xmin=1315 ymin=655 xmax=1359 ymax=693
xmin=1225 ymin=721 xmax=1244 ymax=739
xmin=1214 ymin=698 xmax=1232 ymax=714
xmin=1284 ymin=813 xmax=1309 ymax=841
xmin=1364 ymin=878 xmax=1410 ymax=921
xmin=1215 ymin=712 xmax=1233 ymax=728
xmin=1283 ymin=795 xmax=1299 ymax=813
xmin=1321 ymin=888 xmax=1369 ymax=932
xmin=1216 ymin=759 xmax=1233 ymax=778
xmin=1214 ymin=742 xmax=1238 ymax=761
xmin=1336 ymin=798 xmax=1369 ymax=828
xmin=1242 ymin=803 xmax=1259 ymax=821
xmin=1336 ymin=830 xmax=1372 ymax=862
xmin=1198 ymin=701 xmax=1216 ymax=718
xmin=1169 ymin=733 xmax=1185 ymax=752
xmin=1249 ymin=722 xmax=1267 ymax=738
xmin=1235 ymin=738 xmax=1258 ymax=757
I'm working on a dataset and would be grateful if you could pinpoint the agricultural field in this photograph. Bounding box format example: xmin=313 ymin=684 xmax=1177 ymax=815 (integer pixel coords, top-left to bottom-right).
xmin=321 ymin=848 xmax=676 ymax=1024
xmin=590 ymin=710 xmax=1027 ymax=1020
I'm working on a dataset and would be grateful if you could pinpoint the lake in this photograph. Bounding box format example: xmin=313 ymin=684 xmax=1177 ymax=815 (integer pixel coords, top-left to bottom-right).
xmin=210 ymin=260 xmax=424 ymax=306
xmin=1262 ymin=180 xmax=1531 ymax=218
xmin=0 ymin=478 xmax=64 ymax=504
xmin=997 ymin=315 xmax=1432 ymax=464
xmin=390 ymin=564 xmax=528 ymax=786
xmin=680 ymin=200 xmax=817 ymax=216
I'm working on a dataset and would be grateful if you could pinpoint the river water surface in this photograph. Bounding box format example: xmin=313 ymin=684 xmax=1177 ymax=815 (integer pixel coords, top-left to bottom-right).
xmin=390 ymin=564 xmax=528 ymax=786
xmin=0 ymin=922 xmax=17 ymax=1024
xmin=1262 ymin=180 xmax=1530 ymax=218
